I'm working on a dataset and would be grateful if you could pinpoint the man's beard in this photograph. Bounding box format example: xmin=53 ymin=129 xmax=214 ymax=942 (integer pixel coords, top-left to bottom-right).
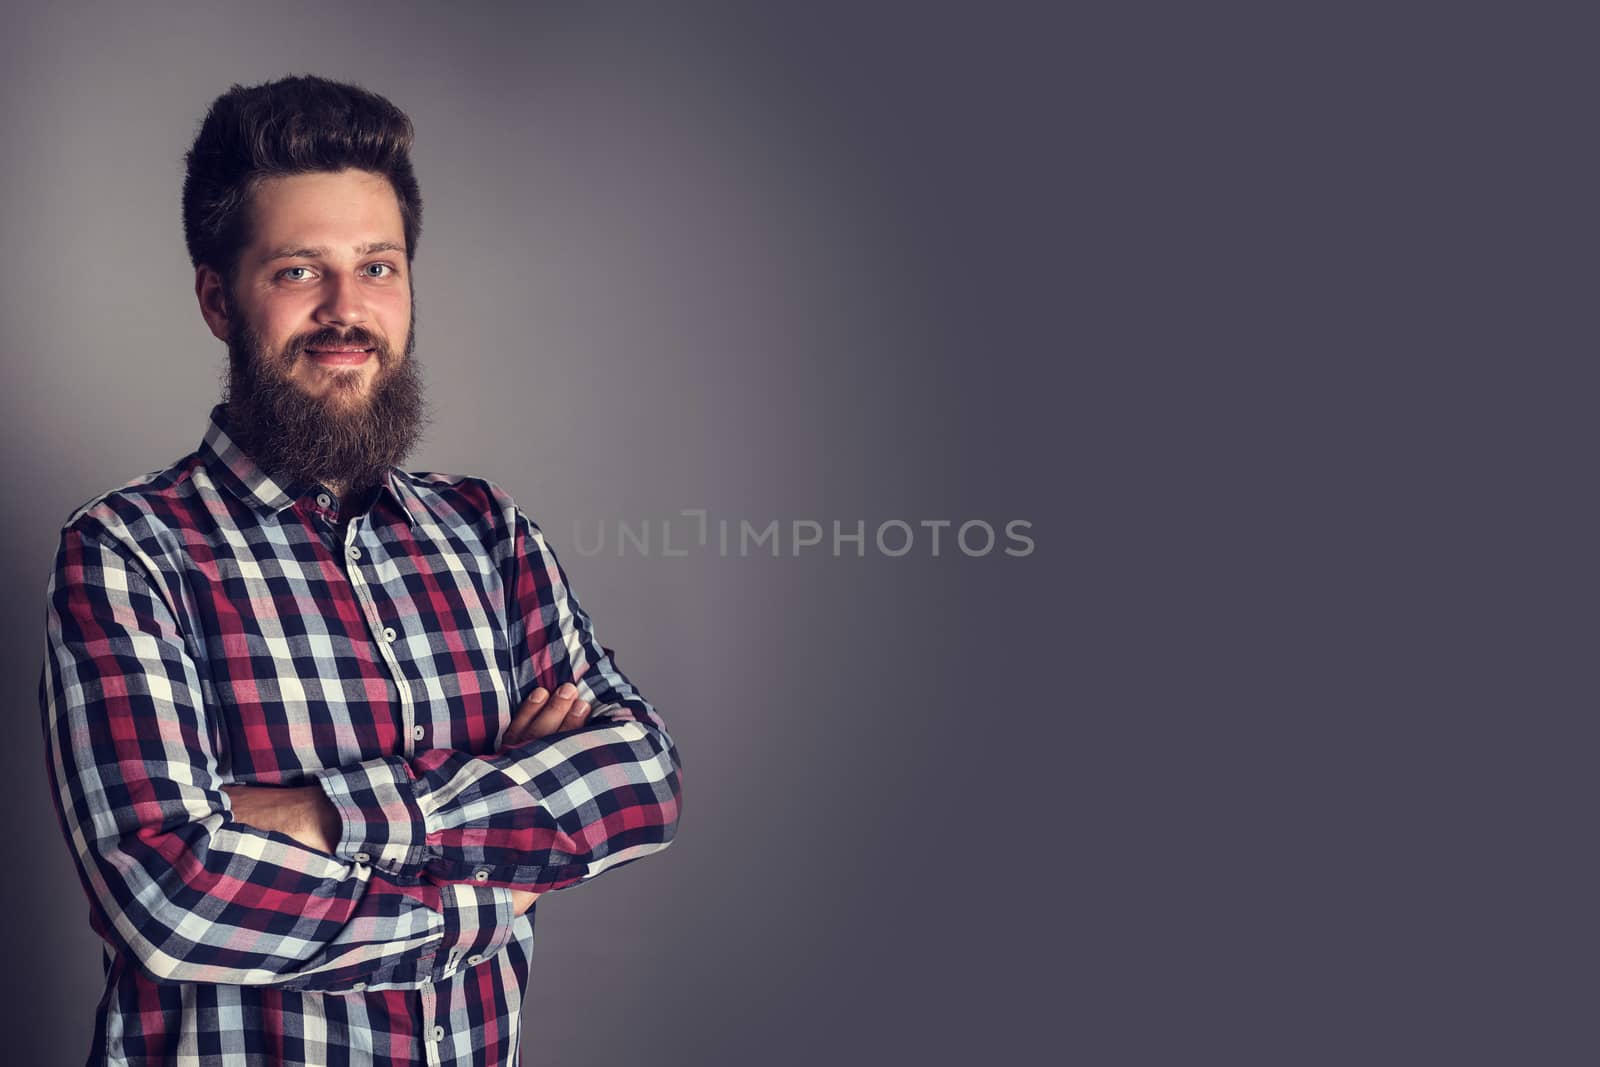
xmin=222 ymin=307 xmax=427 ymax=496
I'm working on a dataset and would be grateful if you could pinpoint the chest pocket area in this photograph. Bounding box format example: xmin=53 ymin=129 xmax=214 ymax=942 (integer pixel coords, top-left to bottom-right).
xmin=378 ymin=551 xmax=517 ymax=757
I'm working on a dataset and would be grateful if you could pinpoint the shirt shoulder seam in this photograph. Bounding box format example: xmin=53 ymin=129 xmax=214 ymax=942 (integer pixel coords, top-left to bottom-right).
xmin=61 ymin=454 xmax=203 ymax=531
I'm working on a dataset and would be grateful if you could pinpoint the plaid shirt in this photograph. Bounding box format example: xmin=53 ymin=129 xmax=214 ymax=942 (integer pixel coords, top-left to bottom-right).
xmin=40 ymin=405 xmax=683 ymax=1066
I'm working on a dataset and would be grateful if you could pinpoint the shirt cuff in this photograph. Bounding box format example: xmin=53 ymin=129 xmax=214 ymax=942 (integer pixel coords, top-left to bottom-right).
xmin=433 ymin=882 xmax=520 ymax=981
xmin=312 ymin=756 xmax=429 ymax=880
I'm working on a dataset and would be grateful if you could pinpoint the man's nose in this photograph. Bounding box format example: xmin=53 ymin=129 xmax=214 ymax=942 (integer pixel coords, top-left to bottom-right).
xmin=313 ymin=272 xmax=367 ymax=328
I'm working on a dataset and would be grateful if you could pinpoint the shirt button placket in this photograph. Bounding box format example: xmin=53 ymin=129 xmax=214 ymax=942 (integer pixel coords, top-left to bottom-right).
xmin=419 ymin=970 xmax=443 ymax=1067
xmin=342 ymin=528 xmax=421 ymax=757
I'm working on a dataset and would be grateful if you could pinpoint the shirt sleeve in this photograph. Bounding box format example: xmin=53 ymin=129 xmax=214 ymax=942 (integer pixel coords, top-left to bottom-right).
xmin=312 ymin=500 xmax=683 ymax=894
xmin=40 ymin=525 xmax=519 ymax=992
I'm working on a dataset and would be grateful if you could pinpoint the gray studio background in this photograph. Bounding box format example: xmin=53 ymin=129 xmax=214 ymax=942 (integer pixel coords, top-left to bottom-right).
xmin=4 ymin=2 xmax=1581 ymax=1066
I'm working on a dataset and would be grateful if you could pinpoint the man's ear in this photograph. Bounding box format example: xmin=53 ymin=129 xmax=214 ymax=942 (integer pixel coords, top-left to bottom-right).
xmin=195 ymin=265 xmax=231 ymax=342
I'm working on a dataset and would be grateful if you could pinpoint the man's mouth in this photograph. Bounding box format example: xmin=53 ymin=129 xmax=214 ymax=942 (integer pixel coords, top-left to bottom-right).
xmin=304 ymin=346 xmax=375 ymax=367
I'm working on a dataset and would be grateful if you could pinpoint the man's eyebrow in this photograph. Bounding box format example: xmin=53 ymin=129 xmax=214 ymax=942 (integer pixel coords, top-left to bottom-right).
xmin=262 ymin=241 xmax=406 ymax=261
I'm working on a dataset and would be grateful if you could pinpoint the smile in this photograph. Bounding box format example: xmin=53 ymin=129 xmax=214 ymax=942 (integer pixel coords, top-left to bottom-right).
xmin=304 ymin=348 xmax=374 ymax=367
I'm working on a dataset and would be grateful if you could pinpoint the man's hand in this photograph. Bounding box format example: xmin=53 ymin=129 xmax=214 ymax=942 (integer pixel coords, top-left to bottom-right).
xmin=500 ymin=682 xmax=591 ymax=749
xmin=221 ymin=783 xmax=341 ymax=855
xmin=502 ymin=683 xmax=593 ymax=915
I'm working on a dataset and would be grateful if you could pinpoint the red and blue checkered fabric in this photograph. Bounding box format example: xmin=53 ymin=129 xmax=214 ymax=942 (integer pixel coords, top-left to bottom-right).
xmin=40 ymin=405 xmax=683 ymax=1065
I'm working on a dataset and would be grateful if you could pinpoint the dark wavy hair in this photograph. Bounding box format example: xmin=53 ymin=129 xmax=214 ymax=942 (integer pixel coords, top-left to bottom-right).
xmin=182 ymin=74 xmax=422 ymax=286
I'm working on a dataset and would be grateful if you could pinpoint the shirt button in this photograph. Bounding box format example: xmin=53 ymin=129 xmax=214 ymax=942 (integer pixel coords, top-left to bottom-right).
xmin=353 ymin=851 xmax=371 ymax=864
xmin=382 ymin=626 xmax=397 ymax=642
xmin=412 ymin=724 xmax=426 ymax=741
xmin=347 ymin=545 xmax=362 ymax=562
xmin=431 ymin=1025 xmax=445 ymax=1042
xmin=467 ymin=953 xmax=483 ymax=965
xmin=351 ymin=981 xmax=367 ymax=993
xmin=473 ymin=868 xmax=490 ymax=881
xmin=315 ymin=492 xmax=332 ymax=509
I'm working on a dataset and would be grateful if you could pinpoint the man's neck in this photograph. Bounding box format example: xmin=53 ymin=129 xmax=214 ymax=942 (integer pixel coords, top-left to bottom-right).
xmin=332 ymin=480 xmax=388 ymax=531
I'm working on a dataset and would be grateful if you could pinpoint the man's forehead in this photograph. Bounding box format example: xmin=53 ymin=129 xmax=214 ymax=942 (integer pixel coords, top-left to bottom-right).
xmin=246 ymin=170 xmax=404 ymax=254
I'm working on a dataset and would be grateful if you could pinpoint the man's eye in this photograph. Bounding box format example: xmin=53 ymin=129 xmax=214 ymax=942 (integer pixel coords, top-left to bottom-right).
xmin=279 ymin=267 xmax=314 ymax=281
xmin=364 ymin=263 xmax=395 ymax=277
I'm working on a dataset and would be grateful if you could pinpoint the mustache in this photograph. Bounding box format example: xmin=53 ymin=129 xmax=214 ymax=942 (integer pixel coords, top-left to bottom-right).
xmin=285 ymin=326 xmax=391 ymax=361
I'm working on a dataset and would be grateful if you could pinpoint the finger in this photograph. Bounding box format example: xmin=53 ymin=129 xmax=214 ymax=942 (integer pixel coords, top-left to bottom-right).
xmin=527 ymin=683 xmax=584 ymax=739
xmin=505 ymin=687 xmax=548 ymax=744
xmin=563 ymin=701 xmax=592 ymax=729
xmin=503 ymin=687 xmax=549 ymax=747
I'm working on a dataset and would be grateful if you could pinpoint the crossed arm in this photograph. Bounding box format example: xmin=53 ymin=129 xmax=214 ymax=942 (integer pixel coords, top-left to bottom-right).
xmin=221 ymin=682 xmax=597 ymax=917
xmin=41 ymin=507 xmax=682 ymax=992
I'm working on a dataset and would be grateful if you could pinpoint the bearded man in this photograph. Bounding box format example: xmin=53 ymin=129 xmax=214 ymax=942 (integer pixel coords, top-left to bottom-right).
xmin=39 ymin=75 xmax=682 ymax=1067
